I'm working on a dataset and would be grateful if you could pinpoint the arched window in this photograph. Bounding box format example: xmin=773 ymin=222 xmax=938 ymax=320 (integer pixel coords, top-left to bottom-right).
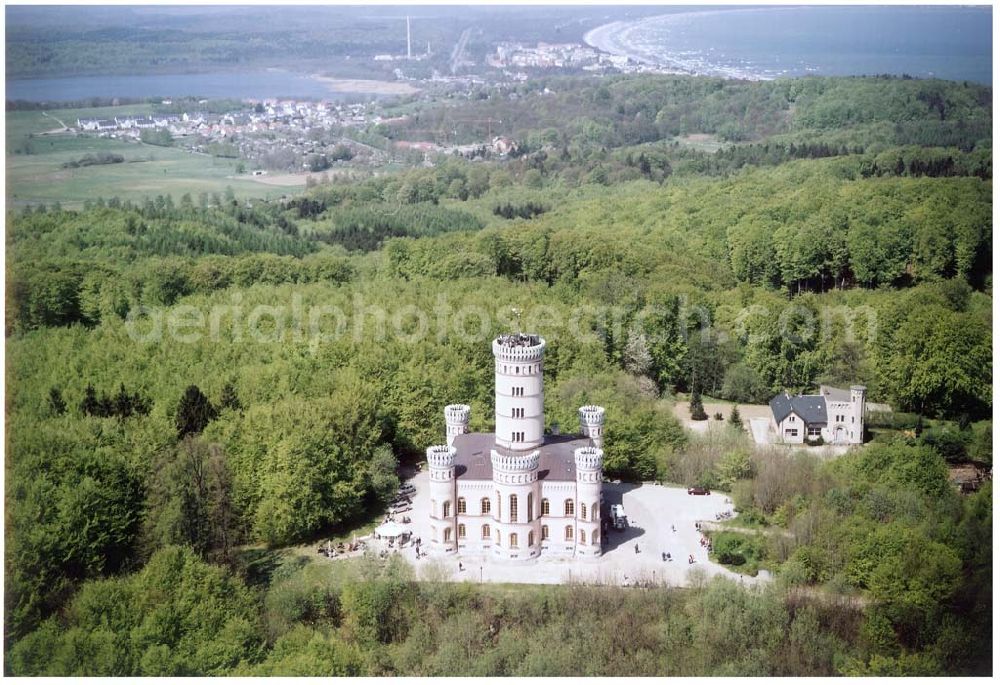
xmin=592 ymin=503 xmax=599 ymax=522
xmin=527 ymin=493 xmax=534 ymax=522
xmin=528 ymin=530 xmax=535 ymax=547
xmin=444 ymin=527 xmax=452 ymax=542
xmin=580 ymin=503 xmax=587 ymax=520
xmin=481 ymin=497 xmax=491 ymax=515
xmin=457 ymin=498 xmax=466 ymax=514
xmin=541 ymin=525 xmax=549 ymax=540
xmin=564 ymin=525 xmax=573 ymax=541
xmin=443 ymin=501 xmax=451 ymax=517
xmin=592 ymin=529 xmax=599 ymax=545
xmin=509 ymin=494 xmax=518 ymax=522
xmin=509 ymin=533 xmax=518 ymax=548
xmin=580 ymin=529 xmax=586 ymax=544
xmin=564 ymin=499 xmax=574 ymax=516
xmin=458 ymin=524 xmax=466 ymax=539
xmin=482 ymin=524 xmax=491 ymax=539
xmin=541 ymin=498 xmax=550 ymax=516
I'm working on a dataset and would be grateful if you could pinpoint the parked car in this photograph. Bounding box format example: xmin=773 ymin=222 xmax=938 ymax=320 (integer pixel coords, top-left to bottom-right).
xmin=687 ymin=486 xmax=711 ymax=495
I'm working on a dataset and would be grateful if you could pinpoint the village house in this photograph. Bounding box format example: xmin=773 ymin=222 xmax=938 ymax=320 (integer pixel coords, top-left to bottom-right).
xmin=769 ymin=385 xmax=866 ymax=445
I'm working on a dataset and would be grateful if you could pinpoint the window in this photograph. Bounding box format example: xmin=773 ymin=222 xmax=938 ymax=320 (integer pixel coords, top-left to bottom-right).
xmin=851 ymin=416 xmax=855 ymax=423
xmin=528 ymin=530 xmax=534 ymax=547
xmin=541 ymin=525 xmax=549 ymax=540
xmin=592 ymin=529 xmax=599 ymax=545
xmin=458 ymin=524 xmax=466 ymax=539
xmin=807 ymin=426 xmax=821 ymax=437
xmin=496 ymin=491 xmax=501 ymax=516
xmin=541 ymin=499 xmax=550 ymax=516
xmin=592 ymin=503 xmax=599 ymax=522
xmin=565 ymin=525 xmax=573 ymax=541
xmin=580 ymin=529 xmax=586 ymax=544
xmin=444 ymin=527 xmax=451 ymax=542
xmin=443 ymin=501 xmax=451 ymax=517
xmin=509 ymin=533 xmax=518 ymax=548
xmin=527 ymin=493 xmax=534 ymax=522
xmin=457 ymin=497 xmax=467 ymax=514
xmin=564 ymin=499 xmax=574 ymax=516
xmin=495 ymin=529 xmax=501 ymax=544
xmin=785 ymin=429 xmax=798 ymax=437
xmin=509 ymin=494 xmax=518 ymax=522
xmin=482 ymin=524 xmax=491 ymax=539
xmin=580 ymin=503 xmax=587 ymax=520
xmin=481 ymin=497 xmax=491 ymax=515
xmin=515 ymin=366 xmax=520 ymax=374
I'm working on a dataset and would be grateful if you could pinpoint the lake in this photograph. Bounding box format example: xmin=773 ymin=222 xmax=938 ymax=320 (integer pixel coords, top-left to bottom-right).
xmin=5 ymin=69 xmax=385 ymax=102
xmin=585 ymin=6 xmax=992 ymax=84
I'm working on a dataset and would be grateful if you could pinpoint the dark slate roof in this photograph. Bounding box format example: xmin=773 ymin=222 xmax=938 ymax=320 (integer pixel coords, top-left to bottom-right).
xmin=450 ymin=432 xmax=592 ymax=482
xmin=769 ymin=392 xmax=828 ymax=425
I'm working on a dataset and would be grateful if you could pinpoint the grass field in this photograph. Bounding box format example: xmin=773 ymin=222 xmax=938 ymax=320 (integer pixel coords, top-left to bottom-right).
xmin=6 ymin=106 xmax=304 ymax=208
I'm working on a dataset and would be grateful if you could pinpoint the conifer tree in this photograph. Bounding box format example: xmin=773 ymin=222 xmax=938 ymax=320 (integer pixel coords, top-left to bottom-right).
xmin=176 ymin=385 xmax=218 ymax=438
xmin=80 ymin=384 xmax=99 ymax=416
xmin=690 ymin=388 xmax=708 ymax=421
xmin=48 ymin=387 xmax=67 ymax=416
xmin=729 ymin=404 xmax=743 ymax=430
xmin=220 ymin=382 xmax=241 ymax=412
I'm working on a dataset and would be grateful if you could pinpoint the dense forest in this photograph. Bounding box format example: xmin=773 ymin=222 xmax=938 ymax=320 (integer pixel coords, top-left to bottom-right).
xmin=5 ymin=74 xmax=992 ymax=675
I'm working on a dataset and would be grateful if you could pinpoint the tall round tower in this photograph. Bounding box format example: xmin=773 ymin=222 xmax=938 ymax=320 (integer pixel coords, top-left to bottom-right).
xmin=574 ymin=446 xmax=603 ymax=558
xmin=492 ymin=334 xmax=546 ymax=452
xmin=427 ymin=444 xmax=457 ymax=553
xmin=578 ymin=405 xmax=606 ymax=448
xmin=444 ymin=404 xmax=471 ymax=446
xmin=490 ymin=448 xmax=541 ymax=561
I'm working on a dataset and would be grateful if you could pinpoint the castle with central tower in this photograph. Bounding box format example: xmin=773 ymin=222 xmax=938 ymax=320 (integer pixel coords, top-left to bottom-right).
xmin=427 ymin=333 xmax=605 ymax=561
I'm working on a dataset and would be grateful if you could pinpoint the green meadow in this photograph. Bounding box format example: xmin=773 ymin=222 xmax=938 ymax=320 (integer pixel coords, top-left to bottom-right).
xmin=6 ymin=106 xmax=294 ymax=208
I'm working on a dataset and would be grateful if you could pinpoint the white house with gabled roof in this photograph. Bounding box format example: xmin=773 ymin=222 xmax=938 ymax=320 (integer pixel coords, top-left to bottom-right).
xmin=769 ymin=385 xmax=866 ymax=445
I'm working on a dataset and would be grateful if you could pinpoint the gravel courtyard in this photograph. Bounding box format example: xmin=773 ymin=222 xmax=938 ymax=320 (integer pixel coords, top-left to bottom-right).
xmin=396 ymin=470 xmax=766 ymax=587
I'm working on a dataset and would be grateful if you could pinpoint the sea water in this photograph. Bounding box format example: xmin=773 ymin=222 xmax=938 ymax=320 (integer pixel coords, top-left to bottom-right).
xmin=5 ymin=69 xmax=374 ymax=102
xmin=585 ymin=5 xmax=992 ymax=84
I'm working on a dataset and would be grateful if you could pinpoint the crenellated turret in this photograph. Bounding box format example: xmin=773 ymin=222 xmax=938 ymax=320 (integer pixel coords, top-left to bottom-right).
xmin=578 ymin=405 xmax=606 ymax=448
xmin=427 ymin=444 xmax=457 ymax=553
xmin=850 ymin=385 xmax=866 ymax=444
xmin=493 ymin=333 xmax=546 ymax=452
xmin=444 ymin=404 xmax=471 ymax=446
xmin=574 ymin=446 xmax=603 ymax=557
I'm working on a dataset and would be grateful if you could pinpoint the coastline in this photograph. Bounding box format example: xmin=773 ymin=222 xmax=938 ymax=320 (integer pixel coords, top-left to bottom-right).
xmin=310 ymin=76 xmax=421 ymax=96
xmin=583 ymin=10 xmax=781 ymax=81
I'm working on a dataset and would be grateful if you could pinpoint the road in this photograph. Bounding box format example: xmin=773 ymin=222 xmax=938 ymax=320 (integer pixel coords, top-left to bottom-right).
xmin=450 ymin=27 xmax=471 ymax=75
xmin=39 ymin=111 xmax=70 ymax=134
